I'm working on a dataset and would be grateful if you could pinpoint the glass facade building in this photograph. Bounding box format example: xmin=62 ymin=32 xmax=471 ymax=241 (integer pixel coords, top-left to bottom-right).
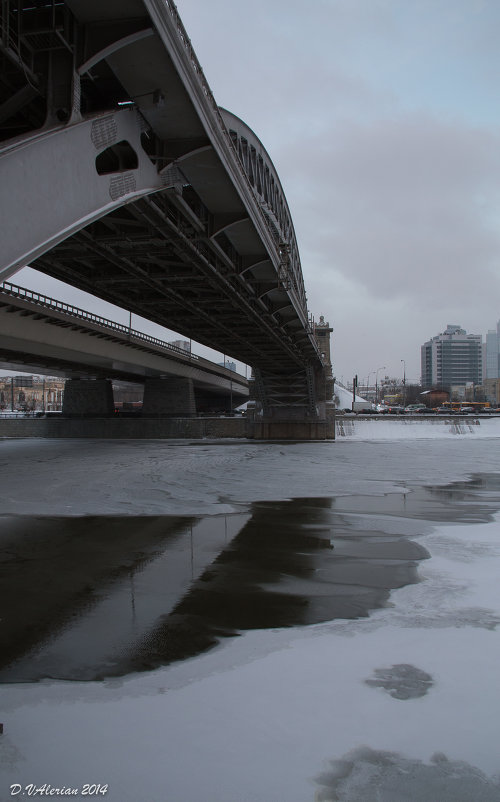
xmin=485 ymin=321 xmax=500 ymax=379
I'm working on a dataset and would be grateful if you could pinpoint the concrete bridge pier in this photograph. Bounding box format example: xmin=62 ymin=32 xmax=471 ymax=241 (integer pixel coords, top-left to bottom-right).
xmin=62 ymin=379 xmax=114 ymax=416
xmin=252 ymin=416 xmax=334 ymax=440
xmin=250 ymin=316 xmax=335 ymax=440
xmin=142 ymin=377 xmax=196 ymax=417
xmin=250 ymin=368 xmax=335 ymax=440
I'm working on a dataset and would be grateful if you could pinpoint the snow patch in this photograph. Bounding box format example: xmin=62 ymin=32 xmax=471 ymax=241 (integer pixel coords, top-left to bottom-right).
xmin=336 ymin=416 xmax=499 ymax=440
xmin=315 ymin=747 xmax=500 ymax=801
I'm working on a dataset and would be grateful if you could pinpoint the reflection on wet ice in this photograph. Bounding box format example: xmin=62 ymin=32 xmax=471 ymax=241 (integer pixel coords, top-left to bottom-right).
xmin=1 ymin=474 xmax=498 ymax=682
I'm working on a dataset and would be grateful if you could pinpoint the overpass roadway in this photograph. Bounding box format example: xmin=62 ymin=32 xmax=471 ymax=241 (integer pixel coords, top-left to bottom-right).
xmin=0 ymin=281 xmax=249 ymax=413
xmin=0 ymin=0 xmax=333 ymax=434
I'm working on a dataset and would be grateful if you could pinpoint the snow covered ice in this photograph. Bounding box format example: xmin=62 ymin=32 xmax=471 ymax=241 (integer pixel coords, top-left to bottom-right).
xmin=1 ymin=422 xmax=500 ymax=801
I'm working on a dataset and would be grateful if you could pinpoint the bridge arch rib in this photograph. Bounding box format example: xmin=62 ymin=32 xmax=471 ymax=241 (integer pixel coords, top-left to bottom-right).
xmin=220 ymin=108 xmax=307 ymax=316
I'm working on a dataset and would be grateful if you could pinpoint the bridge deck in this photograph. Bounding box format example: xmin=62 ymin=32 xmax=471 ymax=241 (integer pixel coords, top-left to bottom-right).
xmin=0 ymin=281 xmax=248 ymax=403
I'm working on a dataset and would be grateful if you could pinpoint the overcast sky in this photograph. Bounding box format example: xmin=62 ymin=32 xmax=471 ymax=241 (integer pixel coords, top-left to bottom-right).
xmin=15 ymin=0 xmax=500 ymax=384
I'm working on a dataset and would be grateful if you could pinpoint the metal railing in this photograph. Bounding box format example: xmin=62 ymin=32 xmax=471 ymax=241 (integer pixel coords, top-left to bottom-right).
xmin=0 ymin=280 xmax=200 ymax=360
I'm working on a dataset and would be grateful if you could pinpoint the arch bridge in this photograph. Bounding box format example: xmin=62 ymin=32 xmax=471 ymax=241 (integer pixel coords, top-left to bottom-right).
xmin=0 ymin=0 xmax=334 ymax=437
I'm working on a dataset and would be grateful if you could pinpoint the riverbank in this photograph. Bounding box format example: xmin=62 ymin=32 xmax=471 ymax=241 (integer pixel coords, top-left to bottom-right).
xmin=0 ymin=413 xmax=498 ymax=441
xmin=0 ymin=415 xmax=248 ymax=439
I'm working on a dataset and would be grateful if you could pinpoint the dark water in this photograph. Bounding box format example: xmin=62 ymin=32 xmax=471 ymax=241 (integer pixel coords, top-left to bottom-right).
xmin=1 ymin=473 xmax=499 ymax=682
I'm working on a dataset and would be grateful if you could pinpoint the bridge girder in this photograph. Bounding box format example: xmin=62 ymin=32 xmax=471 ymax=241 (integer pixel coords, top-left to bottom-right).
xmin=0 ymin=282 xmax=249 ymax=411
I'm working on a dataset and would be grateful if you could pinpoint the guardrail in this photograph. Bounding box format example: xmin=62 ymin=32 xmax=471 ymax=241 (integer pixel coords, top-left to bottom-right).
xmin=0 ymin=280 xmax=199 ymax=359
xmin=0 ymin=281 xmax=249 ymax=382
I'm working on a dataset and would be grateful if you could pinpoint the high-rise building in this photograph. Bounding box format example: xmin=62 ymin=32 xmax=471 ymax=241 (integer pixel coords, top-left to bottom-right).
xmin=485 ymin=321 xmax=500 ymax=379
xmin=421 ymin=324 xmax=482 ymax=388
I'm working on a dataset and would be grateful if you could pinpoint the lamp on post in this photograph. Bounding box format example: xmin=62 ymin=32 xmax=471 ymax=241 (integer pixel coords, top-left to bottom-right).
xmin=401 ymin=359 xmax=406 ymax=407
xmin=375 ymin=366 xmax=386 ymax=404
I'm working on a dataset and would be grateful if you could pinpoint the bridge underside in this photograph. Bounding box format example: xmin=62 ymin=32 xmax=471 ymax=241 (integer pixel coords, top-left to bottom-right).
xmin=20 ymin=149 xmax=332 ymax=434
xmin=30 ymin=193 xmax=309 ymax=375
xmin=0 ymin=0 xmax=333 ymax=438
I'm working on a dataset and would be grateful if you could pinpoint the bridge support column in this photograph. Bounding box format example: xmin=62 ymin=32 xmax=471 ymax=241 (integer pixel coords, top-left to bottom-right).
xmin=62 ymin=379 xmax=114 ymax=416
xmin=142 ymin=377 xmax=196 ymax=417
xmin=251 ymin=409 xmax=335 ymax=441
xmin=249 ymin=329 xmax=336 ymax=440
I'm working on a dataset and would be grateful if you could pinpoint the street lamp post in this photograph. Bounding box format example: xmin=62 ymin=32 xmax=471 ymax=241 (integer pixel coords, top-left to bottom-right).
xmin=366 ymin=372 xmax=373 ymax=401
xmin=375 ymin=366 xmax=386 ymax=404
xmin=401 ymin=359 xmax=406 ymax=407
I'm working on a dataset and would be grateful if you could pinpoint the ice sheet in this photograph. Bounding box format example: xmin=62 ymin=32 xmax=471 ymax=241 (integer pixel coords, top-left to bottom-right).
xmin=1 ymin=419 xmax=500 ymax=516
xmin=1 ymin=433 xmax=500 ymax=801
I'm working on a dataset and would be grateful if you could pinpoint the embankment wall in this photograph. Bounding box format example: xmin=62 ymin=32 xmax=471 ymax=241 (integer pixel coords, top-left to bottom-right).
xmin=0 ymin=417 xmax=249 ymax=439
xmin=3 ymin=414 xmax=498 ymax=441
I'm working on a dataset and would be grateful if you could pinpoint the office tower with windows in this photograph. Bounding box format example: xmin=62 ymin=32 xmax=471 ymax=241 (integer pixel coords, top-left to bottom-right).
xmin=485 ymin=321 xmax=500 ymax=379
xmin=421 ymin=324 xmax=482 ymax=388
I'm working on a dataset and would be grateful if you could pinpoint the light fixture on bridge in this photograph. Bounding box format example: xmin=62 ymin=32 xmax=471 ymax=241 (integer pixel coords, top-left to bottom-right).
xmin=117 ymin=89 xmax=165 ymax=108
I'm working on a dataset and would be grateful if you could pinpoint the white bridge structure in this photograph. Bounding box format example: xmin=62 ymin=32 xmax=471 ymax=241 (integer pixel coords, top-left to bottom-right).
xmin=0 ymin=0 xmax=333 ymax=436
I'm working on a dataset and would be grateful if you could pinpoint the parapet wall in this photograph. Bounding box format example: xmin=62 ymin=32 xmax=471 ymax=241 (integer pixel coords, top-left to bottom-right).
xmin=0 ymin=415 xmax=336 ymax=440
xmin=0 ymin=417 xmax=249 ymax=439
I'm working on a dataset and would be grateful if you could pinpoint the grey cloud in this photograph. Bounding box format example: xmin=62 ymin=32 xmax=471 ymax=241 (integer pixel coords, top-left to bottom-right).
xmin=281 ymin=114 xmax=500 ymax=309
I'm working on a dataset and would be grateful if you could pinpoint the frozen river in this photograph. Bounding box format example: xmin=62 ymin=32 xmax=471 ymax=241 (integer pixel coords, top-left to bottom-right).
xmin=1 ymin=423 xmax=500 ymax=800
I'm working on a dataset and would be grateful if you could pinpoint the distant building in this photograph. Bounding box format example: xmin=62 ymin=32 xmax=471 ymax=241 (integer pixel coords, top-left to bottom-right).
xmin=484 ymin=378 xmax=500 ymax=406
xmin=485 ymin=321 xmax=500 ymax=379
xmin=169 ymin=340 xmax=191 ymax=352
xmin=0 ymin=375 xmax=65 ymax=411
xmin=421 ymin=324 xmax=482 ymax=389
xmin=420 ymin=388 xmax=450 ymax=407
xmin=218 ymin=361 xmax=236 ymax=372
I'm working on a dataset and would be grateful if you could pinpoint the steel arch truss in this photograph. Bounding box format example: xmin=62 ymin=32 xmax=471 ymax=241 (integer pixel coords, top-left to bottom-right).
xmin=252 ymin=365 xmax=319 ymax=418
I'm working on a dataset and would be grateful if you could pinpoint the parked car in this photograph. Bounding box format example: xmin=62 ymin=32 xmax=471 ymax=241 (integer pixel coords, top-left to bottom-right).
xmin=404 ymin=404 xmax=426 ymax=413
xmin=352 ymin=401 xmax=376 ymax=413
